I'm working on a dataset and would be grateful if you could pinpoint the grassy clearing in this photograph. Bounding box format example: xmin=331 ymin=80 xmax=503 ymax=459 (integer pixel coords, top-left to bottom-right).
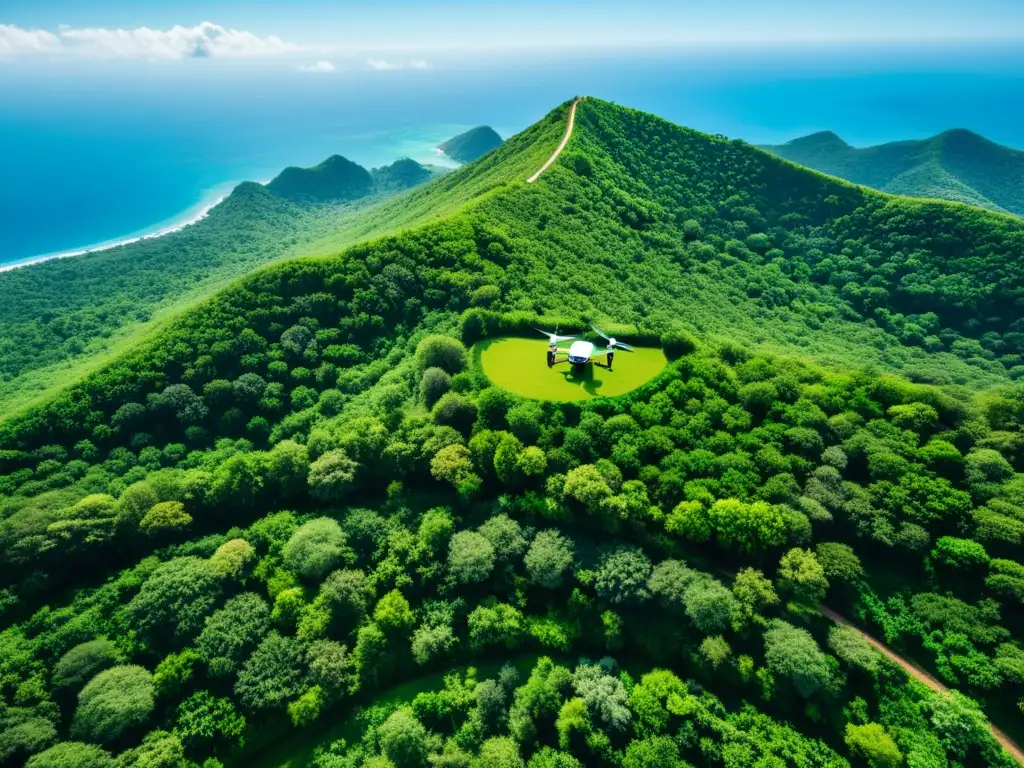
xmin=476 ymin=337 xmax=667 ymax=401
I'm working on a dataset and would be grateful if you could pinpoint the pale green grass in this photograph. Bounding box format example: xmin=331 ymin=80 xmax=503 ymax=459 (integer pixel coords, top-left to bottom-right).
xmin=477 ymin=337 xmax=667 ymax=401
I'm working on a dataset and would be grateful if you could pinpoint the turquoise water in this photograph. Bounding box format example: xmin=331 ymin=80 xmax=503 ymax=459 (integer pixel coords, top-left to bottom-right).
xmin=2 ymin=44 xmax=1022 ymax=266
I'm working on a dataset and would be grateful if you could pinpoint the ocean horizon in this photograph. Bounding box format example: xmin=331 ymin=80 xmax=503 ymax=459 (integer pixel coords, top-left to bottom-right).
xmin=3 ymin=42 xmax=1023 ymax=267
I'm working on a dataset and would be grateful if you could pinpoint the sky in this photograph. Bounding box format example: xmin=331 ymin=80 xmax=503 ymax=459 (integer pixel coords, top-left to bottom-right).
xmin=2 ymin=0 xmax=1024 ymax=69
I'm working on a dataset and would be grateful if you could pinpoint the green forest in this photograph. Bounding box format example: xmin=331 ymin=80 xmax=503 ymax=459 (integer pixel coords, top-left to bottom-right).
xmin=1 ymin=97 xmax=1023 ymax=768
xmin=762 ymin=129 xmax=1024 ymax=217
xmin=0 ymin=157 xmax=445 ymax=417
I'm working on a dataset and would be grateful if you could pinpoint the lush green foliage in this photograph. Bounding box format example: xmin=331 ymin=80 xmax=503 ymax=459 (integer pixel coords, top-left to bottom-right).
xmin=764 ymin=128 xmax=1024 ymax=216
xmin=0 ymin=98 xmax=1022 ymax=768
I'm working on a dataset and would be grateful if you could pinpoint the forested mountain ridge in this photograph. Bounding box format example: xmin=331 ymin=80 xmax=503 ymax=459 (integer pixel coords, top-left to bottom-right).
xmin=0 ymin=158 xmax=442 ymax=418
xmin=439 ymin=125 xmax=504 ymax=163
xmin=2 ymin=98 xmax=1024 ymax=768
xmin=762 ymin=129 xmax=1024 ymax=216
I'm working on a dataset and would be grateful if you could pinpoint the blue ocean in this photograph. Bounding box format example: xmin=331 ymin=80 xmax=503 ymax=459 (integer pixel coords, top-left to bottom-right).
xmin=2 ymin=43 xmax=1023 ymax=266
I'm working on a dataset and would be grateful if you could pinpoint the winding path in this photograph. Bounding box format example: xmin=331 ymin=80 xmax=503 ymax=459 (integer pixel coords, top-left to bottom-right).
xmin=527 ymin=96 xmax=585 ymax=183
xmin=820 ymin=606 xmax=1024 ymax=765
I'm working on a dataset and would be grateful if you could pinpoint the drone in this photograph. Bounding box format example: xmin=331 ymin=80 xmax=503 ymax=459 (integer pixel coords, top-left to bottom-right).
xmin=537 ymin=324 xmax=634 ymax=369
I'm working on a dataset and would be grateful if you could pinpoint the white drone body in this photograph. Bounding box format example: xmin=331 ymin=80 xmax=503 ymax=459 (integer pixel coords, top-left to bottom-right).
xmin=537 ymin=324 xmax=634 ymax=366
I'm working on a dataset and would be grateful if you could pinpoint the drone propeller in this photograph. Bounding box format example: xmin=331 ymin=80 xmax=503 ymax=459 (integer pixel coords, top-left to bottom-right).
xmin=591 ymin=324 xmax=634 ymax=352
xmin=536 ymin=328 xmax=577 ymax=345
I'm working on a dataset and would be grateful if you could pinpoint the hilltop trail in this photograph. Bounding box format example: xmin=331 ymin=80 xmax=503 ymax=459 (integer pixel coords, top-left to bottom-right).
xmin=527 ymin=97 xmax=584 ymax=183
xmin=819 ymin=606 xmax=1024 ymax=765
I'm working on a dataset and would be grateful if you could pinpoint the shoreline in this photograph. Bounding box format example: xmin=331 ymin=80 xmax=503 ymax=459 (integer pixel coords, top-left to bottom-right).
xmin=0 ymin=184 xmax=241 ymax=275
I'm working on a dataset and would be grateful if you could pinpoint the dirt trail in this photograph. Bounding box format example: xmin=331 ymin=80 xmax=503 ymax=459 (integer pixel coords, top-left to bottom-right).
xmin=527 ymin=96 xmax=584 ymax=183
xmin=820 ymin=605 xmax=1024 ymax=765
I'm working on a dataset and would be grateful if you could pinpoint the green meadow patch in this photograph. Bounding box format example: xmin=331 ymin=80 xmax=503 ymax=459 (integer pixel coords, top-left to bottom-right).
xmin=475 ymin=336 xmax=667 ymax=401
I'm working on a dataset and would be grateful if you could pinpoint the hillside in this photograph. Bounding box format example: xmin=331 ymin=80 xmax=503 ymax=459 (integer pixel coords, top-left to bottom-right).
xmin=763 ymin=129 xmax=1024 ymax=216
xmin=439 ymin=125 xmax=504 ymax=163
xmin=0 ymin=157 xmax=441 ymax=418
xmin=1 ymin=98 xmax=1024 ymax=768
xmin=266 ymin=156 xmax=373 ymax=203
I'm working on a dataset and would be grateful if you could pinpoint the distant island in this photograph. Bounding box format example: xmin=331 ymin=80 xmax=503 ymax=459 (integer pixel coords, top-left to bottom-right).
xmin=266 ymin=155 xmax=444 ymax=204
xmin=438 ymin=125 xmax=503 ymax=163
xmin=762 ymin=129 xmax=1024 ymax=217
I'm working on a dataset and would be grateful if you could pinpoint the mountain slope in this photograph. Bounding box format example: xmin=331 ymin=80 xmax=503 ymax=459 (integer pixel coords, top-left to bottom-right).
xmin=763 ymin=129 xmax=1024 ymax=216
xmin=2 ymin=98 xmax=1024 ymax=768
xmin=439 ymin=125 xmax=503 ymax=163
xmin=0 ymin=157 xmax=442 ymax=418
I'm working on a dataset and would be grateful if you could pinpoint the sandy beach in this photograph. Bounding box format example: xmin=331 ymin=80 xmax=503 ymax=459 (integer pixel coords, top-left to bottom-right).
xmin=0 ymin=193 xmax=230 ymax=275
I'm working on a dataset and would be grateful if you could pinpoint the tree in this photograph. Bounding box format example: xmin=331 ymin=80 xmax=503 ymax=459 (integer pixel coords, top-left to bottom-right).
xmin=282 ymin=517 xmax=352 ymax=582
xmin=233 ymin=373 xmax=268 ymax=403
xmin=176 ymin=691 xmax=246 ymax=750
xmin=127 ymin=557 xmax=225 ymax=642
xmin=53 ymin=639 xmax=119 ymax=691
xmin=478 ymin=514 xmax=528 ymax=561
xmin=731 ymin=568 xmax=779 ymax=624
xmin=930 ymin=536 xmax=990 ymax=571
xmin=647 ymin=560 xmax=701 ymax=611
xmin=353 ymin=623 xmax=389 ymax=687
xmin=814 ymin=542 xmax=863 ymax=584
xmin=763 ymin=620 xmax=834 ymax=698
xmin=378 ymin=707 xmax=429 ymax=768
xmin=595 ymin=546 xmax=652 ymax=604
xmin=416 ymin=335 xmax=467 ymax=374
xmin=209 ymin=538 xmax=257 ymax=579
xmin=234 ymin=632 xmax=306 ymax=712
xmin=25 ymin=743 xmax=113 ymax=768
xmin=288 ymin=686 xmax=326 ymax=728
xmin=374 ymin=590 xmax=416 ymax=632
xmin=621 ymin=736 xmax=685 ymax=768
xmin=197 ymin=593 xmax=271 ymax=677
xmin=699 ymin=636 xmax=732 ymax=669
xmin=431 ymin=443 xmax=482 ymax=496
xmin=524 ymin=530 xmax=575 ymax=589
xmin=518 ymin=446 xmax=548 ymax=478
xmin=475 ymin=678 xmax=508 ymax=736
xmin=683 ymin=579 xmax=738 ymax=634
xmin=448 ymin=531 xmax=496 ymax=584
xmin=473 ymin=737 xmax=525 ymax=768
xmin=845 ymin=723 xmax=903 ymax=768
xmin=71 ymin=666 xmax=155 ymax=744
xmin=317 ymin=568 xmax=373 ymax=632
xmin=572 ymin=663 xmax=631 ymax=732
xmin=307 ymin=450 xmax=359 ymax=501
xmin=468 ymin=602 xmax=524 ymax=649
xmin=527 ymin=748 xmax=583 ymax=768
xmin=421 ymin=367 xmax=452 ymax=408
xmin=507 ymin=402 xmax=544 ymax=444
xmin=411 ymin=623 xmax=458 ymax=665
xmin=0 ymin=717 xmax=57 ymax=765
xmin=828 ymin=626 xmax=881 ymax=674
xmin=433 ymin=393 xmax=478 ymax=433
xmin=139 ymin=501 xmax=192 ymax=537
xmin=494 ymin=433 xmax=525 ymax=486
xmin=777 ymin=548 xmax=829 ymax=610
xmin=661 ymin=329 xmax=698 ymax=360
xmin=563 ymin=465 xmax=612 ymax=511
xmin=928 ymin=691 xmax=990 ymax=759
xmin=306 ymin=639 xmax=356 ymax=697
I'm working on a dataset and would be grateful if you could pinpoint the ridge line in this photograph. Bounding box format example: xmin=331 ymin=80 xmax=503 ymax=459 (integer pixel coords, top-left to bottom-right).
xmin=527 ymin=96 xmax=584 ymax=183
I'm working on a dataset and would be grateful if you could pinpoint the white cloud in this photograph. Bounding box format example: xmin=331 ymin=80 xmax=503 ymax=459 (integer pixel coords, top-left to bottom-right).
xmin=366 ymin=58 xmax=401 ymax=70
xmin=365 ymin=58 xmax=430 ymax=70
xmin=299 ymin=60 xmax=336 ymax=73
xmin=0 ymin=21 xmax=298 ymax=60
xmin=0 ymin=24 xmax=61 ymax=56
